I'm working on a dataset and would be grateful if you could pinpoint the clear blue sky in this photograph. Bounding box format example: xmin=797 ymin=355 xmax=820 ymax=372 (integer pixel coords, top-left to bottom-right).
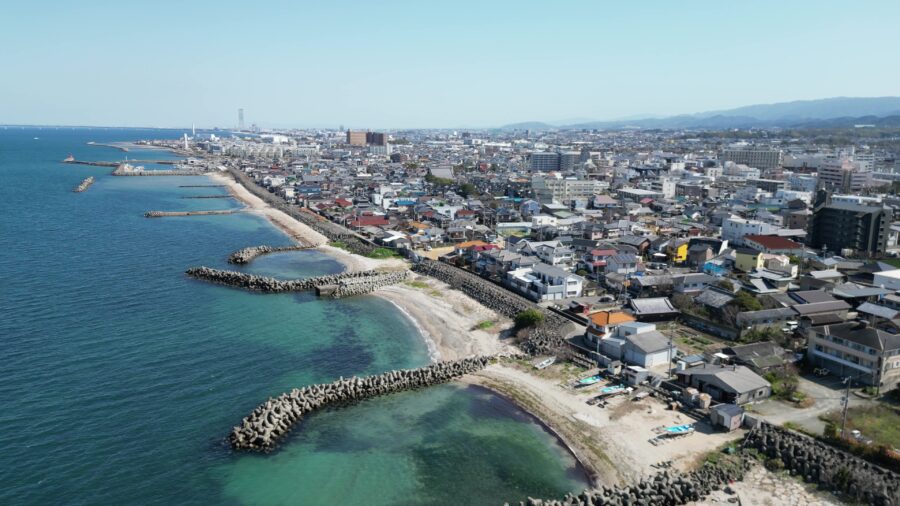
xmin=1 ymin=0 xmax=898 ymax=129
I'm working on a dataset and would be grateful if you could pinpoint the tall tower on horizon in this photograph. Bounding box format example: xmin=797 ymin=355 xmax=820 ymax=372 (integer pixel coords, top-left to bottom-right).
xmin=238 ymin=108 xmax=245 ymax=130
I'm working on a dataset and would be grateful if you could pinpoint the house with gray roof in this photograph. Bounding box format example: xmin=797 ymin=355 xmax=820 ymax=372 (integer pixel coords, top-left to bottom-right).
xmin=675 ymin=364 xmax=771 ymax=404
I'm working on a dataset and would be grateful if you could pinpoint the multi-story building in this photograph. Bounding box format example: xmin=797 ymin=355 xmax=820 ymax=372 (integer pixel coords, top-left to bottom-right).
xmin=807 ymin=321 xmax=900 ymax=390
xmin=366 ymin=132 xmax=387 ymax=146
xmin=531 ymin=175 xmax=608 ymax=203
xmin=809 ymin=190 xmax=892 ymax=256
xmin=346 ymin=130 xmax=367 ymax=146
xmin=721 ymin=216 xmax=779 ymax=246
xmin=559 ymin=151 xmax=581 ymax=171
xmin=722 ymin=148 xmax=783 ymax=170
xmin=530 ymin=152 xmax=560 ymax=172
xmin=818 ymin=158 xmax=871 ymax=193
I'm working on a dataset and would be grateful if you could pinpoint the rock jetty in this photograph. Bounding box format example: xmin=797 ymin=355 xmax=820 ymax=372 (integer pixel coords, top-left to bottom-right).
xmin=743 ymin=422 xmax=900 ymax=505
xmin=185 ymin=266 xmax=408 ymax=298
xmin=412 ymin=259 xmax=571 ymax=355
xmin=230 ymin=356 xmax=493 ymax=451
xmin=516 ymin=458 xmax=754 ymax=506
xmin=228 ymin=245 xmax=312 ymax=264
xmin=73 ymin=177 xmax=95 ymax=193
xmin=521 ymin=422 xmax=900 ymax=506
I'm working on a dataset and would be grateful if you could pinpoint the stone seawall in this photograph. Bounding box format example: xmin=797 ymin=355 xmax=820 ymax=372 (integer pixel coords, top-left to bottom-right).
xmin=226 ymin=167 xmax=376 ymax=256
xmin=523 ymin=422 xmax=900 ymax=506
xmin=519 ymin=458 xmax=754 ymax=506
xmin=185 ymin=266 xmax=407 ymax=297
xmin=229 ymin=356 xmax=493 ymax=451
xmin=744 ymin=422 xmax=900 ymax=505
xmin=227 ymin=245 xmax=313 ymax=264
xmin=412 ymin=259 xmax=570 ymax=355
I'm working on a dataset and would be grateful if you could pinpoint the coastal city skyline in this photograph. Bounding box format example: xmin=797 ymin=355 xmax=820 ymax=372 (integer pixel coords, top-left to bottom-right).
xmin=4 ymin=2 xmax=900 ymax=505
xmin=2 ymin=1 xmax=899 ymax=128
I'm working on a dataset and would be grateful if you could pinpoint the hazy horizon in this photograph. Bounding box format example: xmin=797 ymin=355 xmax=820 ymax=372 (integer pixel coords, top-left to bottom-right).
xmin=2 ymin=1 xmax=899 ymax=129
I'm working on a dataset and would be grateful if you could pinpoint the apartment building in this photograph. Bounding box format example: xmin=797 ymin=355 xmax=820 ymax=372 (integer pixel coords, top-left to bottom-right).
xmin=807 ymin=321 xmax=900 ymax=390
xmin=722 ymin=148 xmax=783 ymax=170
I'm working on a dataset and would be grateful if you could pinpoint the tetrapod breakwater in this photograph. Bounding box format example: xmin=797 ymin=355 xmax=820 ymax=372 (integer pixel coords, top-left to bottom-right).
xmin=144 ymin=210 xmax=241 ymax=218
xmin=228 ymin=245 xmax=313 ymax=264
xmin=185 ymin=266 xmax=408 ymax=298
xmin=73 ymin=177 xmax=95 ymax=193
xmin=229 ymin=356 xmax=493 ymax=451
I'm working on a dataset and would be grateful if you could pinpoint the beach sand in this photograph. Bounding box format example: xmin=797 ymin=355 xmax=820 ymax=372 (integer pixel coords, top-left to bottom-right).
xmin=210 ymin=170 xmax=501 ymax=361
xmin=463 ymin=362 xmax=746 ymax=487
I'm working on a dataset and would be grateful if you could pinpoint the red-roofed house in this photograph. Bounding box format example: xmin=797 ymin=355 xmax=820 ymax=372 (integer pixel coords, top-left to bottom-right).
xmin=743 ymin=235 xmax=804 ymax=255
xmin=334 ymin=198 xmax=353 ymax=209
xmin=348 ymin=215 xmax=390 ymax=229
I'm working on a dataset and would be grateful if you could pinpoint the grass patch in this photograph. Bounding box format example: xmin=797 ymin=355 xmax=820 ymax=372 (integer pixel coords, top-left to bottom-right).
xmin=821 ymin=404 xmax=900 ymax=448
xmin=881 ymin=258 xmax=900 ymax=269
xmin=329 ymin=240 xmax=350 ymax=251
xmin=405 ymin=280 xmax=429 ymax=289
xmin=366 ymin=247 xmax=400 ymax=259
xmin=475 ymin=320 xmax=495 ymax=330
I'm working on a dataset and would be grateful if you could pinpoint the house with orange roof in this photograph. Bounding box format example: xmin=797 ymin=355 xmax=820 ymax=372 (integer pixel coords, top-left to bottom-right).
xmin=585 ymin=310 xmax=635 ymax=343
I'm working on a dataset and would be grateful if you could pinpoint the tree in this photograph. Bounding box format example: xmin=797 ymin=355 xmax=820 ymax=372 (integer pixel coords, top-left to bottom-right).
xmin=717 ymin=279 xmax=734 ymax=291
xmin=459 ymin=183 xmax=477 ymax=197
xmin=515 ymin=309 xmax=545 ymax=329
xmin=733 ymin=290 xmax=762 ymax=312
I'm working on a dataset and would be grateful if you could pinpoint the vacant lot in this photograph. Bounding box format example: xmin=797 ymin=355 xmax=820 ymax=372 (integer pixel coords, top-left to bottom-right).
xmin=822 ymin=404 xmax=900 ymax=449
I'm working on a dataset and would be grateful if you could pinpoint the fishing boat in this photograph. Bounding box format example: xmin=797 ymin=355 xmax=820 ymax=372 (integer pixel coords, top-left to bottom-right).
xmin=534 ymin=357 xmax=556 ymax=370
xmin=577 ymin=374 xmax=603 ymax=386
xmin=600 ymin=384 xmax=625 ymax=394
xmin=662 ymin=424 xmax=695 ymax=437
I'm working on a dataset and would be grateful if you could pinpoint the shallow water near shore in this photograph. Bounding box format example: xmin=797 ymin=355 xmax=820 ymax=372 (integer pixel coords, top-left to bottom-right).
xmin=0 ymin=128 xmax=588 ymax=505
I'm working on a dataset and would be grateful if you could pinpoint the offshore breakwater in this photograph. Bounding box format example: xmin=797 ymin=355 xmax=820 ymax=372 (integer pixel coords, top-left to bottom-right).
xmin=185 ymin=266 xmax=408 ymax=298
xmin=145 ymin=210 xmax=241 ymax=218
xmin=412 ymin=259 xmax=571 ymax=355
xmin=228 ymin=245 xmax=313 ymax=264
xmin=73 ymin=177 xmax=95 ymax=193
xmin=229 ymin=356 xmax=494 ymax=451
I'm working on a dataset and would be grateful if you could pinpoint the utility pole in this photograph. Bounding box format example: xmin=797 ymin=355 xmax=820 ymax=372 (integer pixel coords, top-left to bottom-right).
xmin=839 ymin=376 xmax=852 ymax=439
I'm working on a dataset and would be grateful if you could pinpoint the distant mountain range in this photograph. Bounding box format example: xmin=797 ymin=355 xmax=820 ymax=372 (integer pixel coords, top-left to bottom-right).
xmin=499 ymin=97 xmax=900 ymax=130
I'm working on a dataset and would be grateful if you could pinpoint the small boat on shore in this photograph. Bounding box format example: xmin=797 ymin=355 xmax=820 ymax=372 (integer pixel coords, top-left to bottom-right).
xmin=577 ymin=374 xmax=603 ymax=386
xmin=662 ymin=424 xmax=694 ymax=436
xmin=534 ymin=357 xmax=555 ymax=370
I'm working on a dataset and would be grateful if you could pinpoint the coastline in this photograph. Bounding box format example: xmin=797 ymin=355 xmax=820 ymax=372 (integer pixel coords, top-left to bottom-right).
xmin=207 ymin=170 xmax=504 ymax=362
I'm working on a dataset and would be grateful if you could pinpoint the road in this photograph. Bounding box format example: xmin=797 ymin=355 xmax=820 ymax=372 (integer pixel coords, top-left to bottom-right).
xmin=750 ymin=374 xmax=875 ymax=435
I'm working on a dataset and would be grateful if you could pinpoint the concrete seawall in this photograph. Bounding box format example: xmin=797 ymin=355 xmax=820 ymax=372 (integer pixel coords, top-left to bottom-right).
xmin=73 ymin=177 xmax=95 ymax=193
xmin=225 ymin=167 xmax=376 ymax=255
xmin=229 ymin=356 xmax=493 ymax=451
xmin=228 ymin=245 xmax=313 ymax=264
xmin=185 ymin=266 xmax=408 ymax=297
xmin=113 ymin=165 xmax=206 ymax=176
xmin=412 ymin=259 xmax=571 ymax=355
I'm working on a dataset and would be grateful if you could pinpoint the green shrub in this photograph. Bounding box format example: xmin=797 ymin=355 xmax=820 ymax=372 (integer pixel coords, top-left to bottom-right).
xmin=514 ymin=309 xmax=545 ymax=329
xmin=366 ymin=247 xmax=399 ymax=259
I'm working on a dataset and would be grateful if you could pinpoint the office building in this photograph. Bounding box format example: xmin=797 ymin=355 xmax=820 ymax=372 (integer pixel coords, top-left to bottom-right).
xmin=366 ymin=132 xmax=387 ymax=146
xmin=818 ymin=158 xmax=872 ymax=193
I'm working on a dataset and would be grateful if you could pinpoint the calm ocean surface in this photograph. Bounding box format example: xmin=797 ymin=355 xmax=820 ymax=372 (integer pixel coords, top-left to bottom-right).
xmin=0 ymin=127 xmax=587 ymax=505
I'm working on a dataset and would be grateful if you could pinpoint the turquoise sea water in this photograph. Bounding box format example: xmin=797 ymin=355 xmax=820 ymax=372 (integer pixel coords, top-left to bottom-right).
xmin=0 ymin=128 xmax=587 ymax=505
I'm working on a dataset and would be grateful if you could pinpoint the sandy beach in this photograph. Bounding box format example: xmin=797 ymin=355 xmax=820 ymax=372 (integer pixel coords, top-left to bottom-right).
xmin=463 ymin=361 xmax=746 ymax=487
xmin=210 ymin=170 xmax=502 ymax=361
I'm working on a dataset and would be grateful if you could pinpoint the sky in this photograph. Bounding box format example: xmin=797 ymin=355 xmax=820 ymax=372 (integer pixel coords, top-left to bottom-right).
xmin=1 ymin=0 xmax=898 ymax=129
